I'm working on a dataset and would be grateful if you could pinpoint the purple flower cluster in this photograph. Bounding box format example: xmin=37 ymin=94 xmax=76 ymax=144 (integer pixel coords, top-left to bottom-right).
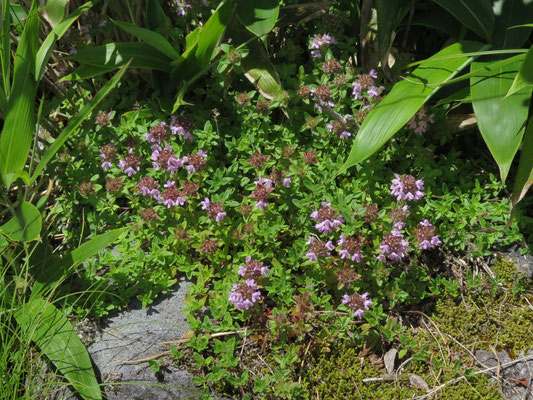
xmin=251 ymin=183 xmax=274 ymax=211
xmin=305 ymin=236 xmax=334 ymax=261
xmin=137 ymin=176 xmax=160 ymax=197
xmin=414 ymin=219 xmax=441 ymax=250
xmin=170 ymin=115 xmax=194 ymax=141
xmin=352 ymin=70 xmax=381 ymax=100
xmin=151 ymin=145 xmax=187 ymax=173
xmin=310 ymin=34 xmax=336 ymax=58
xmin=228 ymin=279 xmax=261 ymax=311
xmin=159 ymin=182 xmax=186 ymax=208
xmin=338 ymin=234 xmax=363 ymax=262
xmin=390 ymin=174 xmax=425 ymax=202
xmin=326 ymin=121 xmax=351 ymax=140
xmin=238 ymin=256 xmax=269 ymax=281
xmin=99 ymin=144 xmax=117 ymax=170
xmin=310 ymin=202 xmax=344 ymax=234
xmin=118 ymin=151 xmax=140 ymax=176
xmin=407 ymin=106 xmax=435 ymax=135
xmin=185 ymin=150 xmax=207 ymax=174
xmin=145 ymin=122 xmax=169 ymax=144
xmin=378 ymin=229 xmax=409 ymax=261
xmin=201 ymin=197 xmax=227 ymax=222
xmin=342 ymin=292 xmax=373 ymax=319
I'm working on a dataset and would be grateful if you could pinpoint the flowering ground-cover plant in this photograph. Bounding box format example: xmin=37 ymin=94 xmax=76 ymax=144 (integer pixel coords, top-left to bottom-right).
xmin=44 ymin=15 xmax=531 ymax=398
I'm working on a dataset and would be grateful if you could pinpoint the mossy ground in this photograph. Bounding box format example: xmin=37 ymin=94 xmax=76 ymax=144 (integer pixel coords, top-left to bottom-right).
xmin=298 ymin=257 xmax=532 ymax=399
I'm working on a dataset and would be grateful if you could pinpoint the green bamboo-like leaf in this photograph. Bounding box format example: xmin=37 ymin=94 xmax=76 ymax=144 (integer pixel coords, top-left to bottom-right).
xmin=511 ymin=115 xmax=533 ymax=209
xmin=432 ymin=0 xmax=495 ymax=42
xmin=471 ymin=59 xmax=532 ymax=182
xmin=36 ymin=1 xmax=96 ymax=81
xmin=235 ymin=0 xmax=279 ymax=37
xmin=112 ymin=19 xmax=180 ymax=60
xmin=59 ymin=64 xmax=115 ymax=82
xmin=68 ymin=42 xmax=171 ymax=72
xmin=241 ymin=39 xmax=282 ymax=100
xmin=340 ymin=41 xmax=484 ymax=173
xmin=40 ymin=0 xmax=69 ymax=28
xmin=31 ymin=227 xmax=127 ymax=299
xmin=14 ymin=299 xmax=102 ymax=400
xmin=146 ymin=0 xmax=171 ymax=31
xmin=171 ymin=0 xmax=232 ymax=83
xmin=0 ymin=201 xmax=42 ymax=242
xmin=506 ymin=44 xmax=533 ymax=98
xmin=0 ymin=0 xmax=39 ymax=185
xmin=376 ymin=0 xmax=411 ymax=61
xmin=31 ymin=62 xmax=130 ymax=182
xmin=1 ymin=0 xmax=11 ymax=99
xmin=492 ymin=1 xmax=533 ymax=49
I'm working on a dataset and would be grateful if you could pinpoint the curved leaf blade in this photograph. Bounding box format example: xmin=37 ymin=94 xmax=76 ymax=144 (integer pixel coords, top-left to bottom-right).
xmin=432 ymin=0 xmax=495 ymax=42
xmin=0 ymin=201 xmax=42 ymax=242
xmin=112 ymin=19 xmax=180 ymax=60
xmin=241 ymin=39 xmax=282 ymax=100
xmin=470 ymin=59 xmax=532 ymax=182
xmin=68 ymin=42 xmax=171 ymax=72
xmin=506 ymin=44 xmax=533 ymax=98
xmin=235 ymin=0 xmax=280 ymax=37
xmin=40 ymin=0 xmax=68 ymax=28
xmin=14 ymin=299 xmax=102 ymax=400
xmin=340 ymin=41 xmax=484 ymax=173
xmin=511 ymin=115 xmax=533 ymax=209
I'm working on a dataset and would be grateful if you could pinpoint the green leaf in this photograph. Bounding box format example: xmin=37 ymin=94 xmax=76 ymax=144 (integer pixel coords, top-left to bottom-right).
xmin=235 ymin=0 xmax=280 ymax=37
xmin=511 ymin=115 xmax=533 ymax=209
xmin=59 ymin=64 xmax=115 ymax=81
xmin=5 ymin=170 xmax=30 ymax=188
xmin=31 ymin=228 xmax=127 ymax=298
xmin=171 ymin=0 xmax=232 ymax=83
xmin=146 ymin=0 xmax=171 ymax=31
xmin=241 ymin=39 xmax=282 ymax=100
xmin=0 ymin=0 xmax=39 ymax=185
xmin=0 ymin=201 xmax=42 ymax=242
xmin=68 ymin=42 xmax=171 ymax=72
xmin=492 ymin=0 xmax=533 ymax=49
xmin=432 ymin=0 xmax=495 ymax=42
xmin=31 ymin=62 xmax=130 ymax=182
xmin=471 ymin=59 xmax=532 ymax=182
xmin=340 ymin=41 xmax=484 ymax=173
xmin=14 ymin=299 xmax=102 ymax=400
xmin=376 ymin=0 xmax=411 ymax=61
xmin=410 ymin=9 xmax=462 ymax=38
xmin=112 ymin=19 xmax=181 ymax=60
xmin=36 ymin=1 xmax=96 ymax=81
xmin=1 ymin=0 xmax=11 ymax=99
xmin=40 ymin=0 xmax=69 ymax=28
xmin=506 ymin=45 xmax=533 ymax=98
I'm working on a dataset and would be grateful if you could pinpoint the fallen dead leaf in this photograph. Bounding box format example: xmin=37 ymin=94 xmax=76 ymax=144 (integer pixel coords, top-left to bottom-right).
xmin=384 ymin=348 xmax=398 ymax=375
xmin=408 ymin=373 xmax=430 ymax=392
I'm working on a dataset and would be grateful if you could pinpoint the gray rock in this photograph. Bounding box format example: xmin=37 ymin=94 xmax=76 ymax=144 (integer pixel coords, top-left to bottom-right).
xmin=50 ymin=278 xmax=226 ymax=400
xmin=474 ymin=349 xmax=533 ymax=400
xmin=496 ymin=246 xmax=533 ymax=280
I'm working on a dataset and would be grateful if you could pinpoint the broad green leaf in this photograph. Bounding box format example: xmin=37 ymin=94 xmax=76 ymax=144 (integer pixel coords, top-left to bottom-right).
xmin=40 ymin=0 xmax=69 ymax=28
xmin=471 ymin=59 xmax=532 ymax=182
xmin=0 ymin=201 xmax=42 ymax=242
xmin=511 ymin=115 xmax=533 ymax=208
xmin=340 ymin=41 xmax=484 ymax=173
xmin=410 ymin=10 xmax=462 ymax=38
xmin=68 ymin=42 xmax=171 ymax=72
xmin=59 ymin=64 xmax=115 ymax=82
xmin=31 ymin=62 xmax=130 ymax=182
xmin=376 ymin=0 xmax=411 ymax=61
xmin=1 ymin=0 xmax=11 ymax=99
xmin=0 ymin=0 xmax=39 ymax=184
xmin=36 ymin=1 xmax=96 ymax=81
xmin=146 ymin=0 xmax=171 ymax=31
xmin=171 ymin=0 xmax=232 ymax=83
xmin=5 ymin=170 xmax=30 ymax=188
xmin=492 ymin=0 xmax=533 ymax=49
xmin=112 ymin=19 xmax=181 ymax=60
xmin=506 ymin=45 xmax=533 ymax=97
xmin=31 ymin=227 xmax=127 ymax=299
xmin=235 ymin=0 xmax=280 ymax=37
xmin=14 ymin=299 xmax=102 ymax=400
xmin=432 ymin=0 xmax=495 ymax=42
xmin=241 ymin=39 xmax=282 ymax=100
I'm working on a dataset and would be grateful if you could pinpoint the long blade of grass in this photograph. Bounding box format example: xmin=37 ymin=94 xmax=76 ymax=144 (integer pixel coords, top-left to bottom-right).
xmin=492 ymin=1 xmax=533 ymax=49
xmin=470 ymin=59 xmax=532 ymax=182
xmin=14 ymin=299 xmax=102 ymax=400
xmin=36 ymin=1 xmax=96 ymax=81
xmin=59 ymin=64 xmax=115 ymax=81
xmin=112 ymin=19 xmax=180 ymax=60
xmin=339 ymin=41 xmax=484 ymax=173
xmin=68 ymin=42 xmax=171 ymax=72
xmin=1 ymin=0 xmax=11 ymax=99
xmin=0 ymin=0 xmax=39 ymax=185
xmin=30 ymin=61 xmax=130 ymax=183
xmin=506 ymin=44 xmax=533 ymax=98
xmin=511 ymin=115 xmax=533 ymax=209
xmin=432 ymin=0 xmax=495 ymax=42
